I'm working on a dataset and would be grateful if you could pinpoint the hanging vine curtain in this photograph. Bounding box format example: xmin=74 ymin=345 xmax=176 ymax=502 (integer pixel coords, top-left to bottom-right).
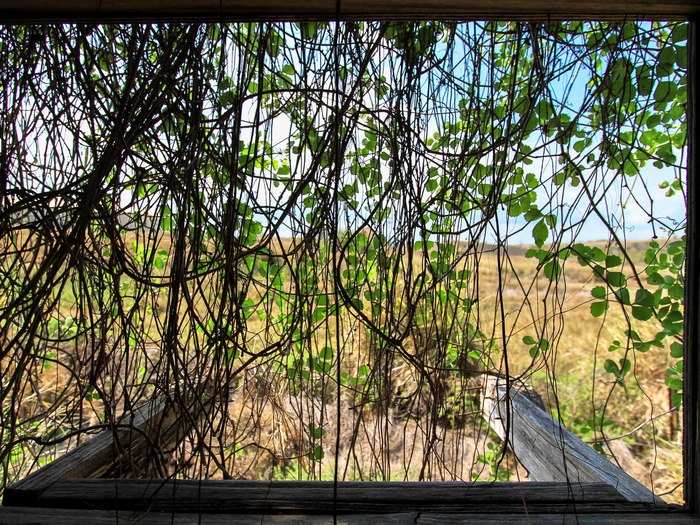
xmin=0 ymin=21 xmax=687 ymax=496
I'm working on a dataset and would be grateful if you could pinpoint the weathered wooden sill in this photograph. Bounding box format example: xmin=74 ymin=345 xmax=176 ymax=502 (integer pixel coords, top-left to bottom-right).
xmin=3 ymin=479 xmax=672 ymax=514
xmin=1 ymin=379 xmax=689 ymax=522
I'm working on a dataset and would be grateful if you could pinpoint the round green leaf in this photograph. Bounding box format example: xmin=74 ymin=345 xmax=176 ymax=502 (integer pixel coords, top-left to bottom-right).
xmin=591 ymin=300 xmax=608 ymax=317
xmin=604 ymin=359 xmax=619 ymax=375
xmin=591 ymin=286 xmax=607 ymax=299
xmin=532 ymin=219 xmax=549 ymax=248
xmin=634 ymin=288 xmax=655 ymax=308
xmin=632 ymin=305 xmax=653 ymax=321
xmin=606 ymin=271 xmax=626 ymax=288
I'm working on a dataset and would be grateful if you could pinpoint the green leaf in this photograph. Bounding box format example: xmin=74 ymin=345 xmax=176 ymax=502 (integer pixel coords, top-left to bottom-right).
xmin=636 ymin=64 xmax=653 ymax=96
xmin=219 ymin=90 xmax=236 ymax=107
xmin=573 ymin=139 xmax=587 ymax=153
xmin=310 ymin=425 xmax=326 ymax=439
xmin=632 ymin=305 xmax=654 ymax=321
xmin=312 ymin=306 xmax=327 ymax=323
xmin=659 ymin=46 xmax=675 ymax=70
xmin=605 ymin=271 xmax=626 ymax=288
xmin=656 ymin=56 xmax=675 ymax=77
xmin=591 ymin=286 xmax=607 ymax=299
xmin=543 ymin=260 xmax=560 ymax=281
xmin=153 ymin=249 xmax=168 ymax=270
xmin=590 ymin=301 xmax=608 ymax=317
xmin=619 ymin=358 xmax=631 ymax=377
xmin=648 ymin=272 xmax=665 ymax=285
xmin=654 ymin=81 xmax=676 ymax=103
xmin=525 ymin=248 xmax=546 ymax=261
xmin=671 ymin=392 xmax=683 ymax=408
xmin=604 ymin=359 xmax=619 ymax=375
xmin=662 ymin=311 xmax=683 ymax=336
xmin=671 ymin=23 xmax=688 ymax=43
xmin=669 ymin=284 xmax=684 ymax=300
xmin=671 ymin=342 xmax=683 ymax=358
xmin=590 ymin=247 xmax=606 ymax=262
xmin=675 ymin=46 xmax=687 ymax=68
xmin=535 ymin=100 xmax=554 ymax=121
xmin=300 ymin=22 xmax=319 ymax=40
xmin=319 ymin=346 xmax=334 ymax=362
xmin=634 ymin=288 xmax=655 ymax=308
xmin=666 ymin=375 xmax=683 ymax=391
xmin=646 ymin=113 xmax=661 ymax=129
xmin=605 ymin=255 xmax=622 ymax=268
xmin=522 ymin=335 xmax=536 ymax=345
xmin=161 ymin=206 xmax=172 ymax=231
xmin=532 ymin=219 xmax=548 ymax=248
xmin=617 ymin=287 xmax=631 ymax=305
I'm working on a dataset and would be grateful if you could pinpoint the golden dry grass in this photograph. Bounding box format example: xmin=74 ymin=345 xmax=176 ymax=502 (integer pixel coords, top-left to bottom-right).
xmin=1 ymin=233 xmax=683 ymax=502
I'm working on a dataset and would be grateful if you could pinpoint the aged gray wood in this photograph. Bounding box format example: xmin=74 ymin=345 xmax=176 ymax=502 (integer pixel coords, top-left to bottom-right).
xmin=0 ymin=507 xmax=417 ymax=525
xmin=33 ymin=479 xmax=627 ymax=503
xmin=0 ymin=0 xmax=698 ymax=20
xmin=3 ymin=390 xmax=208 ymax=506
xmin=0 ymin=507 xmax=697 ymax=525
xmin=482 ymin=376 xmax=660 ymax=503
xmin=417 ymin=512 xmax=699 ymax=524
xmin=684 ymin=18 xmax=699 ymax=517
xmin=9 ymin=479 xmax=673 ymax=514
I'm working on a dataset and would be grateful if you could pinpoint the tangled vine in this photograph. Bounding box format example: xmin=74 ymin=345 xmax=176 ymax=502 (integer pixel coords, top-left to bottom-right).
xmin=0 ymin=20 xmax=688 ymax=497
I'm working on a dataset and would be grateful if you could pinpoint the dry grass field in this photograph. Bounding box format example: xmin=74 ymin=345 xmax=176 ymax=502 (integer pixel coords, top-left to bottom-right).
xmin=1 ymin=234 xmax=683 ymax=503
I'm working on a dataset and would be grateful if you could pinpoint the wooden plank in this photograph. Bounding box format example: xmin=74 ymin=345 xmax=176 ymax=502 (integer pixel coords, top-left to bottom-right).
xmin=6 ymin=478 xmax=675 ymax=514
xmin=338 ymin=0 xmax=699 ymax=18
xmin=0 ymin=507 xmax=417 ymax=525
xmin=3 ymin=390 xmax=207 ymax=506
xmin=0 ymin=507 xmax=697 ymax=525
xmin=418 ymin=512 xmax=700 ymax=524
xmin=0 ymin=0 xmax=697 ymax=21
xmin=684 ymin=19 xmax=699 ymax=515
xmin=481 ymin=376 xmax=660 ymax=504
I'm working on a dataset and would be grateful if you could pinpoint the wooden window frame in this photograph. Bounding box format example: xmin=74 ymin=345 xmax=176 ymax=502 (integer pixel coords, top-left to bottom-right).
xmin=0 ymin=2 xmax=698 ymax=522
